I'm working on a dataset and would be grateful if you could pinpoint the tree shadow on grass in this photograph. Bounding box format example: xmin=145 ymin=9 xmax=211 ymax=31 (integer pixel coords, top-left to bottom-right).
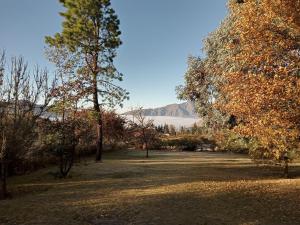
xmin=7 ymin=157 xmax=300 ymax=200
xmin=105 ymin=187 xmax=300 ymax=225
xmin=58 ymin=180 xmax=300 ymax=225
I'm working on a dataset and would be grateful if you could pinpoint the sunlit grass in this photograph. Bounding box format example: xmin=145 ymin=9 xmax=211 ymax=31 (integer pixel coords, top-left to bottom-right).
xmin=0 ymin=151 xmax=299 ymax=225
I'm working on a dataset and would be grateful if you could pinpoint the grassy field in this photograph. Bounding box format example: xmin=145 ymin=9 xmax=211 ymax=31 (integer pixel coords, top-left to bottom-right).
xmin=0 ymin=151 xmax=300 ymax=225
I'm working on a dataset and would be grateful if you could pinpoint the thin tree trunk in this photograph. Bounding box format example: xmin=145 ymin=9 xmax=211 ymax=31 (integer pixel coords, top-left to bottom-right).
xmin=144 ymin=141 xmax=149 ymax=158
xmin=146 ymin=147 xmax=149 ymax=158
xmin=0 ymin=162 xmax=7 ymax=199
xmin=59 ymin=153 xmax=65 ymax=178
xmin=284 ymin=159 xmax=289 ymax=178
xmin=95 ymin=116 xmax=103 ymax=162
xmin=142 ymin=128 xmax=149 ymax=158
xmin=60 ymin=153 xmax=74 ymax=178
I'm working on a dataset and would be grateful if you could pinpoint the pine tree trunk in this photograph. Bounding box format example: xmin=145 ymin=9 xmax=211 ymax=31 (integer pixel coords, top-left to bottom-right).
xmin=95 ymin=116 xmax=103 ymax=162
xmin=91 ymin=49 xmax=104 ymax=162
xmin=93 ymin=72 xmax=103 ymax=162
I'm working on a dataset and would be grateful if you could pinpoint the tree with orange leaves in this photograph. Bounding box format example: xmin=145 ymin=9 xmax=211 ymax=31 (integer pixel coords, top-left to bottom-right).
xmin=218 ymin=0 xmax=300 ymax=176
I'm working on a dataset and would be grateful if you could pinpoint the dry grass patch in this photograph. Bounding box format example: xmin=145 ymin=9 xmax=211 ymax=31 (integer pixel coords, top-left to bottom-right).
xmin=0 ymin=151 xmax=299 ymax=225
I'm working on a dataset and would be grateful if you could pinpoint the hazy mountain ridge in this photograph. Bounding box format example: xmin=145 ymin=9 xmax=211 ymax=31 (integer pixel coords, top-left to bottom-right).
xmin=125 ymin=102 xmax=198 ymax=118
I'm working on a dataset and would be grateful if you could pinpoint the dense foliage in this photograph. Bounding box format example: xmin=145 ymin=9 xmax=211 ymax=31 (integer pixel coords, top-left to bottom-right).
xmin=179 ymin=0 xmax=300 ymax=172
xmin=219 ymin=0 xmax=300 ymax=161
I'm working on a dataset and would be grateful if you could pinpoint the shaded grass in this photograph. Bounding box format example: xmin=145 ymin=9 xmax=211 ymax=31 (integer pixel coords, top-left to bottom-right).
xmin=0 ymin=150 xmax=300 ymax=225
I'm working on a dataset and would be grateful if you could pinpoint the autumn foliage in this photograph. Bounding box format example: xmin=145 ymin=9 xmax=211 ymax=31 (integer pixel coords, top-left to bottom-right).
xmin=179 ymin=0 xmax=299 ymax=163
xmin=218 ymin=0 xmax=300 ymax=160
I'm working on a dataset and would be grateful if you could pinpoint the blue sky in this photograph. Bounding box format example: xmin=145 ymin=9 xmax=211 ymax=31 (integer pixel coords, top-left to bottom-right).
xmin=0 ymin=0 xmax=227 ymax=111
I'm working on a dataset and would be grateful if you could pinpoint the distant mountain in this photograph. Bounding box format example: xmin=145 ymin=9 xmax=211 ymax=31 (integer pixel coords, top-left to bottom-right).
xmin=124 ymin=102 xmax=198 ymax=118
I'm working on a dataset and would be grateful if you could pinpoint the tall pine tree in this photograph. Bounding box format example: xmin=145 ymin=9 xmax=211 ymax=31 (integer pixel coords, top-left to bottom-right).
xmin=46 ymin=0 xmax=129 ymax=161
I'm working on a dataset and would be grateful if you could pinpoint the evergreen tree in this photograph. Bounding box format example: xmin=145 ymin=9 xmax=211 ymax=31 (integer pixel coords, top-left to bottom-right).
xmin=46 ymin=0 xmax=129 ymax=161
xmin=169 ymin=125 xmax=176 ymax=136
xmin=180 ymin=126 xmax=185 ymax=134
xmin=192 ymin=123 xmax=198 ymax=134
xmin=164 ymin=124 xmax=170 ymax=134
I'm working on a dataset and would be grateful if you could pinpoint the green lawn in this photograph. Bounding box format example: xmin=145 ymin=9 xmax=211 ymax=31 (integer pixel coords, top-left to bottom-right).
xmin=1 ymin=151 xmax=300 ymax=225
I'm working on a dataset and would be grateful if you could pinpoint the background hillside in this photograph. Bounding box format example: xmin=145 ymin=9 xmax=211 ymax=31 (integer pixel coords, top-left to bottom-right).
xmin=124 ymin=102 xmax=198 ymax=118
xmin=124 ymin=102 xmax=201 ymax=128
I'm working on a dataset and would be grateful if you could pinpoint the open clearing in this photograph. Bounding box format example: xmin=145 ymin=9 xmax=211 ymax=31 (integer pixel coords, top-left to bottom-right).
xmin=0 ymin=151 xmax=300 ymax=225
